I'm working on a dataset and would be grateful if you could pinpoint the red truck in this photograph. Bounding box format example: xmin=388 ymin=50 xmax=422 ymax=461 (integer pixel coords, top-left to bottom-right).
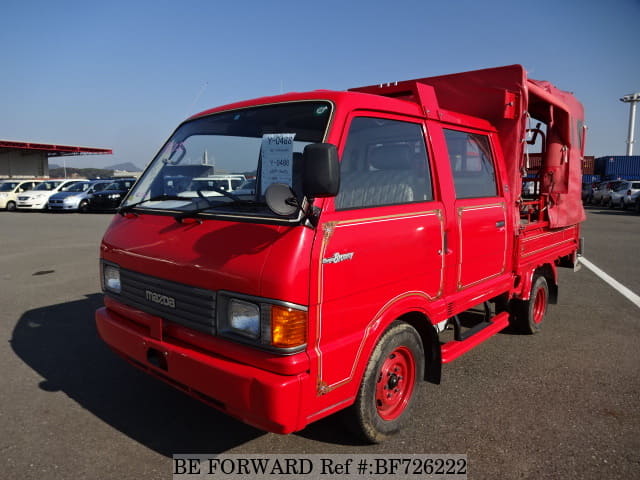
xmin=96 ymin=65 xmax=586 ymax=442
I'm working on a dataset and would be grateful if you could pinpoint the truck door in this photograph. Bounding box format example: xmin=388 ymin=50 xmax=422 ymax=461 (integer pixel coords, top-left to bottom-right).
xmin=311 ymin=114 xmax=445 ymax=393
xmin=442 ymin=129 xmax=508 ymax=290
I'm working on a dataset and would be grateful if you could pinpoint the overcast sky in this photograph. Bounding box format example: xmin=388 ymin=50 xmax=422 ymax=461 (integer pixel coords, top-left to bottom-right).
xmin=1 ymin=0 xmax=639 ymax=169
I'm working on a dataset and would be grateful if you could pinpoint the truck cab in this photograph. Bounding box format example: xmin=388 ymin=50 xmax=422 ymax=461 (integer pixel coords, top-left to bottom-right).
xmin=96 ymin=65 xmax=585 ymax=442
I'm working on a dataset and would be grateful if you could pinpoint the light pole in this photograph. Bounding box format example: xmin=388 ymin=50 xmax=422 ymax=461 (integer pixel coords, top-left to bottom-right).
xmin=620 ymin=92 xmax=640 ymax=156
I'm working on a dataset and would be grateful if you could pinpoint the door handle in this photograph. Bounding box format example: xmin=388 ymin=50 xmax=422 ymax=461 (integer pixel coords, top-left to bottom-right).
xmin=496 ymin=220 xmax=505 ymax=228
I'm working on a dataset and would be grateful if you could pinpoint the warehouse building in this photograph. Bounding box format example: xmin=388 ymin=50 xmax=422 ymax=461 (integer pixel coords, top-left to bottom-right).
xmin=0 ymin=140 xmax=112 ymax=178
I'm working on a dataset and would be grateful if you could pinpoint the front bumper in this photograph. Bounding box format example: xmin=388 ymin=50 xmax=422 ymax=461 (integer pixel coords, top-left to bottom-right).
xmin=89 ymin=198 xmax=121 ymax=211
xmin=17 ymin=200 xmax=47 ymax=210
xmin=49 ymin=199 xmax=80 ymax=210
xmin=95 ymin=306 xmax=308 ymax=433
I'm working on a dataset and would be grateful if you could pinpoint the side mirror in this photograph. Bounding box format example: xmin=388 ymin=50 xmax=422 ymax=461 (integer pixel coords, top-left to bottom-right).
xmin=303 ymin=143 xmax=340 ymax=198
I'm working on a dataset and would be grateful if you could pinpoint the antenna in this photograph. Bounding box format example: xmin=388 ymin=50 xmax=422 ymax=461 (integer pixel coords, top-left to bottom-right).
xmin=187 ymin=82 xmax=209 ymax=116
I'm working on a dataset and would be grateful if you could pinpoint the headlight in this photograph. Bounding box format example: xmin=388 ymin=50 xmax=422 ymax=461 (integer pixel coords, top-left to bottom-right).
xmin=218 ymin=293 xmax=307 ymax=352
xmin=228 ymin=299 xmax=260 ymax=338
xmin=109 ymin=193 xmax=121 ymax=199
xmin=103 ymin=264 xmax=121 ymax=293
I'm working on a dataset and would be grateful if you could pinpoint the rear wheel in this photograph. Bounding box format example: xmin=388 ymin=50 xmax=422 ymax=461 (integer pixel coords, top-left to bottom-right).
xmin=6 ymin=201 xmax=16 ymax=211
xmin=511 ymin=275 xmax=549 ymax=334
xmin=344 ymin=322 xmax=424 ymax=443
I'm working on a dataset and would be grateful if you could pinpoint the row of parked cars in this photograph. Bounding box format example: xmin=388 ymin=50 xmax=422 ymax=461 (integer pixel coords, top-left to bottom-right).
xmin=0 ymin=178 xmax=136 ymax=212
xmin=582 ymin=179 xmax=640 ymax=212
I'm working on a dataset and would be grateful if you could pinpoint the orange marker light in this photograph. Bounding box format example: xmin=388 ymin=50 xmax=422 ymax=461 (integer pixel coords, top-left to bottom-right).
xmin=271 ymin=305 xmax=307 ymax=348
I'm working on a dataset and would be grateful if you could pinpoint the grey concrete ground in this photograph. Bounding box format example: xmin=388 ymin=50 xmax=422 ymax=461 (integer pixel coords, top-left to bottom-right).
xmin=0 ymin=207 xmax=638 ymax=479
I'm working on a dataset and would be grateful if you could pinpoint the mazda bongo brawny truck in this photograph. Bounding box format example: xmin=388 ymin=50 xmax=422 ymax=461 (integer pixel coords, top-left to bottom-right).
xmin=96 ymin=65 xmax=586 ymax=442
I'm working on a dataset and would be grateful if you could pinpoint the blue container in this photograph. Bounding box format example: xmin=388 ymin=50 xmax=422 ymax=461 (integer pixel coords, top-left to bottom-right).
xmin=595 ymin=156 xmax=640 ymax=177
xmin=582 ymin=174 xmax=600 ymax=184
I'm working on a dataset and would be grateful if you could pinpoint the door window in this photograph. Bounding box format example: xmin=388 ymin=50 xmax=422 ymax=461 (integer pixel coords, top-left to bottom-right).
xmin=444 ymin=129 xmax=497 ymax=198
xmin=335 ymin=117 xmax=432 ymax=210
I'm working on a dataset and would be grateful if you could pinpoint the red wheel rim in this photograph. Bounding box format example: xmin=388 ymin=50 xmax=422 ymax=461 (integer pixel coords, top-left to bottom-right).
xmin=374 ymin=346 xmax=416 ymax=420
xmin=532 ymin=287 xmax=547 ymax=324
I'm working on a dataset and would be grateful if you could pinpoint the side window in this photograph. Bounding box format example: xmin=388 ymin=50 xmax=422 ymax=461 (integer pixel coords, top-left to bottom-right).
xmin=444 ymin=129 xmax=498 ymax=199
xmin=335 ymin=117 xmax=432 ymax=210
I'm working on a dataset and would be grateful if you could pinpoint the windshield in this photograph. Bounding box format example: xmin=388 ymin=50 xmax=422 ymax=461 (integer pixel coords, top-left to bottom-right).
xmin=65 ymin=182 xmax=90 ymax=192
xmin=105 ymin=180 xmax=135 ymax=191
xmin=35 ymin=181 xmax=63 ymax=191
xmin=90 ymin=182 xmax=110 ymax=193
xmin=0 ymin=182 xmax=19 ymax=192
xmin=123 ymin=101 xmax=332 ymax=217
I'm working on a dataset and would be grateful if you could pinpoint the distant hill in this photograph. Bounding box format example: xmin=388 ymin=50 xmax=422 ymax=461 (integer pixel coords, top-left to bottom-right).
xmin=107 ymin=162 xmax=142 ymax=172
xmin=48 ymin=167 xmax=115 ymax=179
xmin=48 ymin=162 xmax=142 ymax=172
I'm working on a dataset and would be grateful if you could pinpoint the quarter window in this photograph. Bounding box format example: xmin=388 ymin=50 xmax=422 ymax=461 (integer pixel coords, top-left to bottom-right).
xmin=444 ymin=129 xmax=497 ymax=198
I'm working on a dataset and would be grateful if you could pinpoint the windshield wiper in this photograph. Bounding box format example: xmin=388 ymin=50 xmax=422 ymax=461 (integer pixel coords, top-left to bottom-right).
xmin=175 ymin=193 xmax=260 ymax=222
xmin=118 ymin=194 xmax=192 ymax=214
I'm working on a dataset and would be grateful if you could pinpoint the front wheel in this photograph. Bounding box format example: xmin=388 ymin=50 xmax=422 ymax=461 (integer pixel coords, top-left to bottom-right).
xmin=511 ymin=275 xmax=549 ymax=334
xmin=79 ymin=200 xmax=89 ymax=213
xmin=6 ymin=201 xmax=16 ymax=211
xmin=344 ymin=322 xmax=424 ymax=443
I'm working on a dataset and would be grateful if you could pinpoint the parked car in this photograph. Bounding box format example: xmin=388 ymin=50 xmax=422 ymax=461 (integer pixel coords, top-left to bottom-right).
xmin=581 ymin=182 xmax=596 ymax=204
xmin=625 ymin=189 xmax=640 ymax=213
xmin=87 ymin=178 xmax=136 ymax=211
xmin=16 ymin=179 xmax=85 ymax=210
xmin=48 ymin=179 xmax=113 ymax=212
xmin=232 ymin=179 xmax=256 ymax=196
xmin=613 ymin=181 xmax=640 ymax=209
xmin=0 ymin=179 xmax=42 ymax=211
xmin=592 ymin=181 xmax=620 ymax=206
xmin=179 ymin=175 xmax=247 ymax=198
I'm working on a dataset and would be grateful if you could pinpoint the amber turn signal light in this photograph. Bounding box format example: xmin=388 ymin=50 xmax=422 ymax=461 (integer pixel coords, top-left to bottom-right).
xmin=271 ymin=305 xmax=307 ymax=348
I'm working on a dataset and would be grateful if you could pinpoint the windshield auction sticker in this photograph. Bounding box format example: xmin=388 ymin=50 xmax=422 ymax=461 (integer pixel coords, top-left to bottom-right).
xmin=260 ymin=133 xmax=296 ymax=195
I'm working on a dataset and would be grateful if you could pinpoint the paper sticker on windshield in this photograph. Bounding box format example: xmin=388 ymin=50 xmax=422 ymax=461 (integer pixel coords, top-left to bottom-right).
xmin=261 ymin=133 xmax=295 ymax=195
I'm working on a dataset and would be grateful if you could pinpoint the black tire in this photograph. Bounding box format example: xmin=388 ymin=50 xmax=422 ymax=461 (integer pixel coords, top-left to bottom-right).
xmin=635 ymin=200 xmax=640 ymax=214
xmin=510 ymin=275 xmax=549 ymax=334
xmin=344 ymin=322 xmax=424 ymax=443
xmin=79 ymin=200 xmax=89 ymax=213
xmin=6 ymin=201 xmax=16 ymax=211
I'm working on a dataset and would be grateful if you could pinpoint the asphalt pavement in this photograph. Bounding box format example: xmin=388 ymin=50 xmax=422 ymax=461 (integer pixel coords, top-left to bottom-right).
xmin=0 ymin=207 xmax=638 ymax=479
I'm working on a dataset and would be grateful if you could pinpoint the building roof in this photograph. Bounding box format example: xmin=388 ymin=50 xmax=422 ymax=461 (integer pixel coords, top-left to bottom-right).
xmin=0 ymin=140 xmax=112 ymax=157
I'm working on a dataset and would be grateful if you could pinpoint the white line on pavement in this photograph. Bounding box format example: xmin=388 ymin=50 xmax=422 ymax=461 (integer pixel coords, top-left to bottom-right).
xmin=579 ymin=256 xmax=640 ymax=309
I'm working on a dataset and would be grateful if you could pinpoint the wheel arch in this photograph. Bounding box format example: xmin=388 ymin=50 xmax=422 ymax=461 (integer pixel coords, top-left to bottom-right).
xmin=398 ymin=311 xmax=442 ymax=385
xmin=518 ymin=263 xmax=558 ymax=304
xmin=350 ymin=293 xmax=442 ymax=390
xmin=535 ymin=263 xmax=558 ymax=305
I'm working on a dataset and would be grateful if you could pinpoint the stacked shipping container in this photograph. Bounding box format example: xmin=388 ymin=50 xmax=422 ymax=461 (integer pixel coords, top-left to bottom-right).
xmin=595 ymin=156 xmax=640 ymax=180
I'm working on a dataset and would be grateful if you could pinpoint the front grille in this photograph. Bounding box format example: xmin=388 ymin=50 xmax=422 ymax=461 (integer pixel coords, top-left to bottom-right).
xmin=110 ymin=268 xmax=217 ymax=334
xmin=49 ymin=199 xmax=63 ymax=204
